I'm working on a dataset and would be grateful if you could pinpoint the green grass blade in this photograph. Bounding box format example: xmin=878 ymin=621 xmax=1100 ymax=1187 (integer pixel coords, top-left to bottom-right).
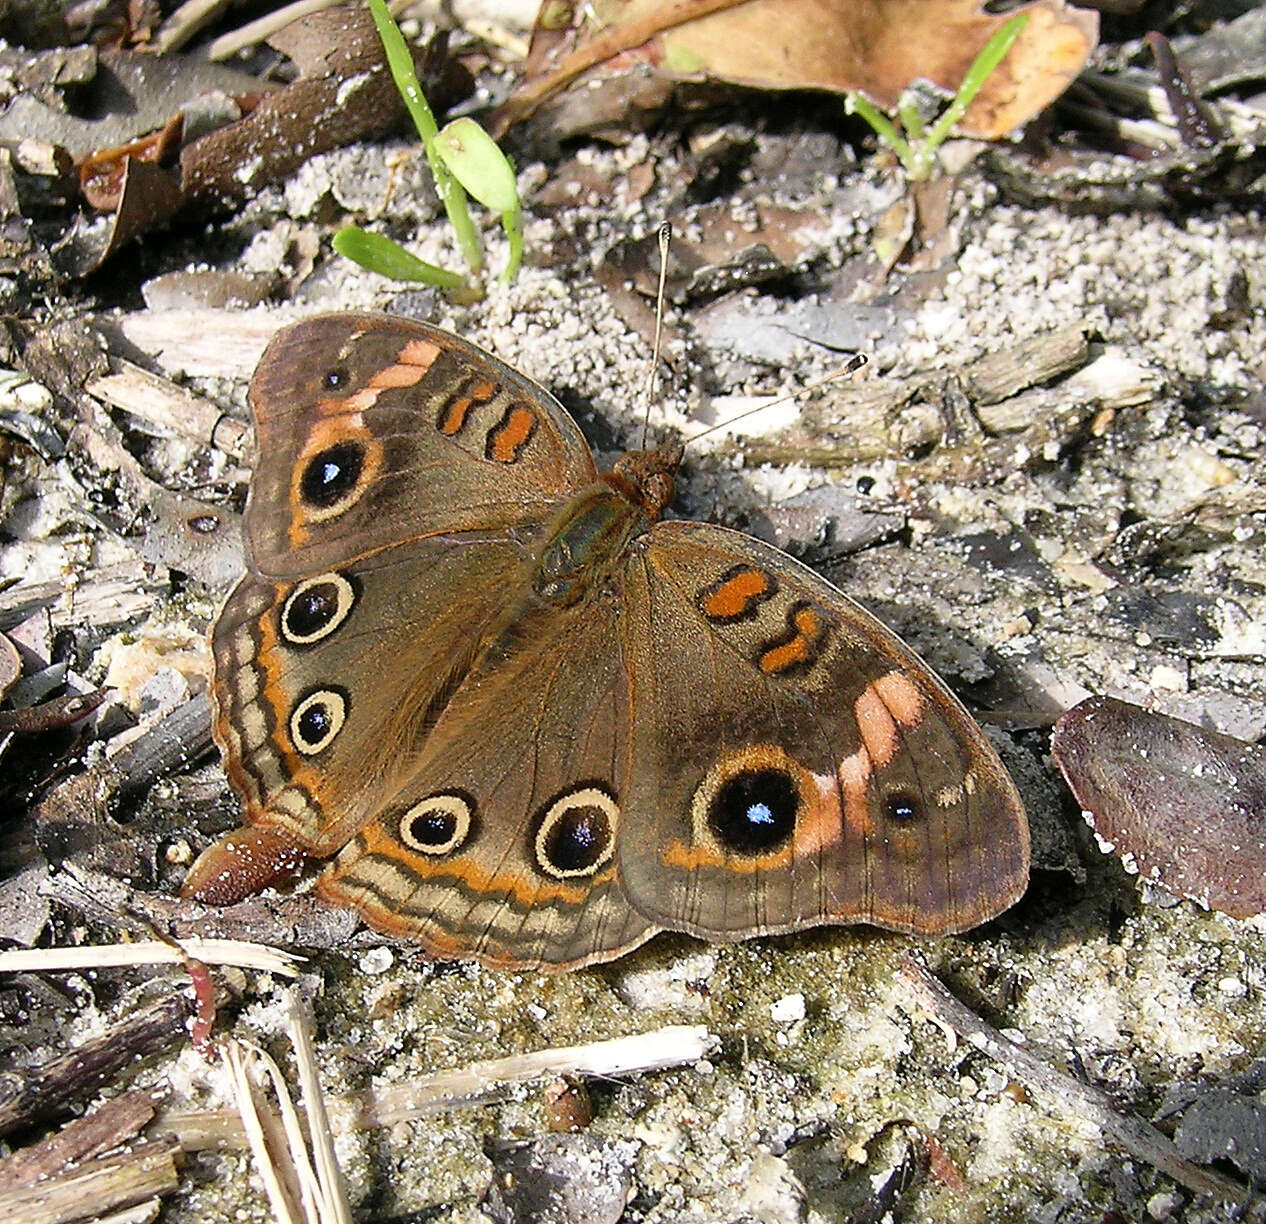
xmin=926 ymin=13 xmax=1031 ymax=150
xmin=365 ymin=0 xmax=482 ymax=273
xmin=333 ymin=227 xmax=466 ymax=288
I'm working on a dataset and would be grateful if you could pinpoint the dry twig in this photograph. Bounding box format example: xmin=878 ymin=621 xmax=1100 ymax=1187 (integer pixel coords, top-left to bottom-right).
xmin=898 ymin=951 xmax=1253 ymax=1204
xmin=158 ymin=1024 xmax=716 ymax=1149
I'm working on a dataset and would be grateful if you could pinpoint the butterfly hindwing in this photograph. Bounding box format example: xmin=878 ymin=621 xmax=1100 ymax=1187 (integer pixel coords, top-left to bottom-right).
xmin=315 ymin=587 xmax=658 ymax=970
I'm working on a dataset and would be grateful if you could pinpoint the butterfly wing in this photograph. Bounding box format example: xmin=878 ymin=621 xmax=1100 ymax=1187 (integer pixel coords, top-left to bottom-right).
xmin=240 ymin=313 xmax=597 ymax=578
xmin=213 ymin=533 xmax=535 ymax=857
xmin=315 ymin=590 xmax=658 ymax=970
xmin=616 ymin=520 xmax=1029 ymax=939
xmin=211 ymin=312 xmax=599 ymax=860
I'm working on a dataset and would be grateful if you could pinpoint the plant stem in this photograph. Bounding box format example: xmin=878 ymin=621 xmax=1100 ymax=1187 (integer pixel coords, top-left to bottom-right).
xmin=847 ymin=92 xmax=915 ymax=175
xmin=367 ymin=0 xmax=482 ymax=274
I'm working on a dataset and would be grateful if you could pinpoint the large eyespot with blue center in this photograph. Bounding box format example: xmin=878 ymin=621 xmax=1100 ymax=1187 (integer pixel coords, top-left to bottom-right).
xmin=280 ymin=573 xmax=357 ymax=645
xmin=288 ymin=689 xmax=347 ymax=755
xmin=533 ymin=786 xmax=619 ymax=880
xmin=399 ymin=793 xmax=474 ymax=856
xmin=690 ymin=745 xmax=809 ymax=859
xmin=300 ymin=440 xmax=364 ymax=511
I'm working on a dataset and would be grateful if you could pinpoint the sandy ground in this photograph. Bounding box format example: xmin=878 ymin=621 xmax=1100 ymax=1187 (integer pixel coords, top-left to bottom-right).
xmin=3 ymin=44 xmax=1265 ymax=1224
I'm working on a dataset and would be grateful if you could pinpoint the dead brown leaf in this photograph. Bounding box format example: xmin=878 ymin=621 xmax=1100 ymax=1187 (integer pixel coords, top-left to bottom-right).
xmin=499 ymin=0 xmax=1097 ymax=140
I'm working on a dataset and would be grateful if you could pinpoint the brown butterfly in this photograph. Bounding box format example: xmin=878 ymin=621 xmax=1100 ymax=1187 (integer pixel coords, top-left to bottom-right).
xmin=184 ymin=312 xmax=1030 ymax=970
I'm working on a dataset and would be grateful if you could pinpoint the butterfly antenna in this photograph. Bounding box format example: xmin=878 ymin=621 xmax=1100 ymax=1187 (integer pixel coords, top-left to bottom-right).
xmin=686 ymin=354 xmax=868 ymax=446
xmin=639 ymin=221 xmax=673 ymax=451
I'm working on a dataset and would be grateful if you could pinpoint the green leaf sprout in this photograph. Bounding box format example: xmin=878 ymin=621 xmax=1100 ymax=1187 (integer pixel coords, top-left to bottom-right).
xmin=845 ymin=13 xmax=1030 ymax=182
xmin=335 ymin=0 xmax=524 ymax=295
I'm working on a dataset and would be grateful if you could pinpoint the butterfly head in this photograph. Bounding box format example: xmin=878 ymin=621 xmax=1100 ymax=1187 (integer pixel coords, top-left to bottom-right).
xmin=609 ymin=440 xmax=684 ymax=521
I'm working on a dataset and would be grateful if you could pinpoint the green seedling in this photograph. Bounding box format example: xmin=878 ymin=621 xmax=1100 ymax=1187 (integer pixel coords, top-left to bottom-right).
xmin=845 ymin=12 xmax=1030 ymax=182
xmin=333 ymin=0 xmax=523 ymax=296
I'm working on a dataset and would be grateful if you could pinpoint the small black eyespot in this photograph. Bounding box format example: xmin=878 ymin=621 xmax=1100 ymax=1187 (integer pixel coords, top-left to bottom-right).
xmin=398 ymin=793 xmax=473 ymax=856
xmin=285 ymin=583 xmax=339 ymax=638
xmin=708 ymin=768 xmax=799 ymax=855
xmin=856 ymin=475 xmax=876 ymax=495
xmin=885 ymin=792 xmax=922 ymax=824
xmin=296 ymin=702 xmax=331 ymax=745
xmin=543 ymin=805 xmax=611 ymax=874
xmin=323 ymin=366 xmax=350 ymax=390
xmin=407 ymin=807 xmax=457 ymax=848
xmin=300 ymin=441 xmax=364 ymax=509
xmin=289 ymin=688 xmax=346 ymax=755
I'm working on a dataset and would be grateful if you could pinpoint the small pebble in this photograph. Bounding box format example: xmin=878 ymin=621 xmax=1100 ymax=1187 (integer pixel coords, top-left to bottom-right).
xmin=769 ymin=993 xmax=806 ymax=1024
xmin=358 ymin=946 xmax=394 ymax=974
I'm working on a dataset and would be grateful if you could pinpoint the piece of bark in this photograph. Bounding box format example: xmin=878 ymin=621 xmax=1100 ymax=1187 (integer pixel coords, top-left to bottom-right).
xmin=48 ymin=863 xmax=362 ymax=955
xmin=35 ymin=693 xmax=213 ymax=824
xmin=0 ymin=1087 xmax=163 ymax=1191
xmin=0 ymin=1136 xmax=181 ymax=1224
xmin=0 ymin=567 xmax=167 ymax=636
xmin=959 ymin=324 xmax=1091 ymax=406
xmin=0 ymin=993 xmax=190 ymax=1139
xmin=179 ymin=8 xmax=409 ymax=206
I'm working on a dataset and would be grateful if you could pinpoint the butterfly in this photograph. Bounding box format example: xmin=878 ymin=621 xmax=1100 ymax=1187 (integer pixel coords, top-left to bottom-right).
xmin=183 ymin=311 xmax=1030 ymax=970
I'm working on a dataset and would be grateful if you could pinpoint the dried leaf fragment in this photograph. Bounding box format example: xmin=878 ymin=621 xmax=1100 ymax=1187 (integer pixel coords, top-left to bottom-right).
xmin=504 ymin=0 xmax=1098 ymax=139
xmin=1052 ymin=695 xmax=1266 ymax=918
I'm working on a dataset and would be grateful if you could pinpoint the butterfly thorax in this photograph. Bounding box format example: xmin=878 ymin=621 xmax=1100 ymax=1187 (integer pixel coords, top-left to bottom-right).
xmin=532 ymin=443 xmax=682 ymax=608
xmin=609 ymin=441 xmax=683 ymax=518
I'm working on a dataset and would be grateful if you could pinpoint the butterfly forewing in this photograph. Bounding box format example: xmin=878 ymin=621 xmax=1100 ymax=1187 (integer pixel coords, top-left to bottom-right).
xmin=243 ymin=314 xmax=597 ymax=578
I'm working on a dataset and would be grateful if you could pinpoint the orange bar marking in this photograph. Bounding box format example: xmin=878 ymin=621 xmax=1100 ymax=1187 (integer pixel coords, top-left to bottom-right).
xmin=759 ymin=605 xmax=822 ymax=674
xmin=438 ymin=379 xmax=495 ymax=437
xmin=488 ymin=404 xmax=537 ymax=463
xmin=703 ymin=567 xmax=770 ymax=620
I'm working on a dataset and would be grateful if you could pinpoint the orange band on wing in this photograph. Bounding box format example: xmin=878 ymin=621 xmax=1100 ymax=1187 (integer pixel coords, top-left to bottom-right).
xmin=701 ymin=566 xmax=772 ymax=620
xmin=358 ymin=821 xmax=610 ymax=906
xmin=486 ymin=403 xmax=537 ymax=463
xmin=660 ymin=839 xmax=793 ymax=873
